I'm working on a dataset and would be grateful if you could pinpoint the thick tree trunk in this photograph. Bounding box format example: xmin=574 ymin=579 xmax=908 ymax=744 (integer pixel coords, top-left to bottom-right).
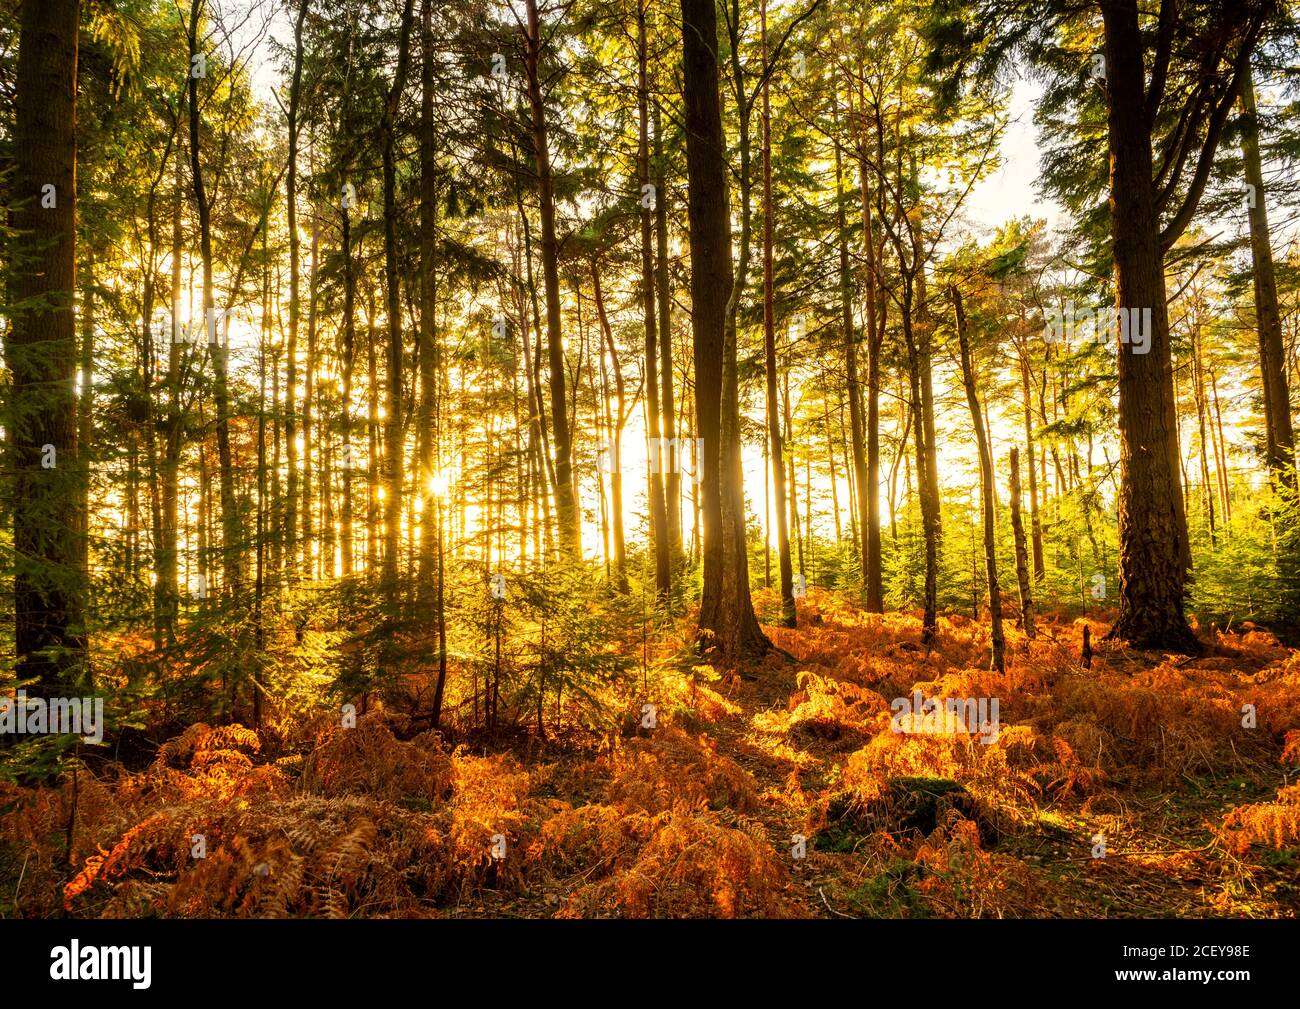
xmin=679 ymin=0 xmax=769 ymax=661
xmin=1102 ymin=0 xmax=1198 ymax=653
xmin=11 ymin=0 xmax=85 ymax=690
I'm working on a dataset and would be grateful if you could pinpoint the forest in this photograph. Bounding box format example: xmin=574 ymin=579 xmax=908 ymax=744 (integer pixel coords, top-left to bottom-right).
xmin=0 ymin=0 xmax=1298 ymax=922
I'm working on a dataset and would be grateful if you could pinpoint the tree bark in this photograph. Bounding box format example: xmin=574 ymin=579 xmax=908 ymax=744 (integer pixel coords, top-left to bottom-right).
xmin=10 ymin=0 xmax=85 ymax=690
xmin=1101 ymin=0 xmax=1198 ymax=652
xmin=953 ymin=288 xmax=1004 ymax=671
xmin=762 ymin=1 xmax=795 ymax=627
xmin=523 ymin=0 xmax=581 ymax=557
xmin=1240 ymin=65 xmax=1295 ymax=490
xmin=284 ymin=0 xmax=307 ymax=579
xmin=638 ymin=1 xmax=671 ymax=599
xmin=380 ymin=0 xmax=417 ymax=593
xmin=1009 ymin=447 xmax=1035 ymax=639
xmin=679 ymin=0 xmax=769 ymax=661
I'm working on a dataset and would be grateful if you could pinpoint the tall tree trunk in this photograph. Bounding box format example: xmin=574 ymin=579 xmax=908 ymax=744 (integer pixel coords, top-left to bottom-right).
xmin=340 ymin=196 xmax=357 ymax=577
xmin=1009 ymin=447 xmax=1035 ymax=639
xmin=78 ymin=252 xmax=94 ymax=618
xmin=1241 ymin=65 xmax=1295 ymax=490
xmin=762 ymin=2 xmax=794 ymax=627
xmin=1102 ymin=0 xmax=1197 ymax=652
xmin=189 ymin=0 xmax=240 ymax=601
xmin=366 ymin=290 xmax=381 ymax=573
xmin=284 ymin=0 xmax=307 ymax=579
xmin=1191 ymin=317 xmax=1216 ymax=542
xmin=653 ymin=101 xmax=681 ymax=559
xmin=303 ymin=196 xmax=317 ymax=568
xmin=902 ymin=293 xmax=938 ymax=645
xmin=638 ymin=0 xmax=671 ymax=599
xmin=953 ymin=288 xmax=1004 ymax=671
xmin=10 ymin=0 xmax=84 ymax=690
xmin=523 ymin=0 xmax=581 ymax=557
xmin=1019 ymin=353 xmax=1045 ymax=580
xmin=591 ymin=264 xmax=627 ymax=591
xmin=418 ymin=0 xmax=439 ymax=597
xmin=854 ymin=108 xmax=883 ymax=612
xmin=160 ymin=151 xmax=184 ymax=642
xmin=680 ymin=0 xmax=769 ymax=660
xmin=380 ymin=0 xmax=417 ymax=594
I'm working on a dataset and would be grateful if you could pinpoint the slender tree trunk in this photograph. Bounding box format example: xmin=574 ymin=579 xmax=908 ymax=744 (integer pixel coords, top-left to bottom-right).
xmin=418 ymin=0 xmax=439 ymax=597
xmin=1241 ymin=65 xmax=1295 ymax=490
xmin=1191 ymin=318 xmax=1216 ymax=542
xmin=762 ymin=2 xmax=794 ymax=626
xmin=284 ymin=0 xmax=306 ymax=579
xmin=903 ymin=294 xmax=938 ymax=645
xmin=366 ymin=291 xmax=381 ymax=573
xmin=189 ymin=0 xmax=241 ymax=601
xmin=654 ymin=101 xmax=681 ymax=559
xmin=953 ymin=288 xmax=1004 ymax=671
xmin=523 ymin=0 xmax=580 ymax=557
xmin=303 ymin=195 xmax=317 ymax=568
xmin=591 ymin=264 xmax=627 ymax=591
xmin=1009 ymin=447 xmax=1035 ymax=639
xmin=160 ymin=152 xmax=184 ymax=641
xmin=1019 ymin=353 xmax=1045 ymax=580
xmin=339 ymin=185 xmax=357 ymax=578
xmin=854 ymin=122 xmax=883 ymax=612
xmin=638 ymin=1 xmax=671 ymax=599
xmin=380 ymin=0 xmax=417 ymax=594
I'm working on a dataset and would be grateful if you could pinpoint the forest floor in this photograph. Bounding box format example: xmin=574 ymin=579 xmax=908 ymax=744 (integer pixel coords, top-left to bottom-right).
xmin=3 ymin=589 xmax=1299 ymax=918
